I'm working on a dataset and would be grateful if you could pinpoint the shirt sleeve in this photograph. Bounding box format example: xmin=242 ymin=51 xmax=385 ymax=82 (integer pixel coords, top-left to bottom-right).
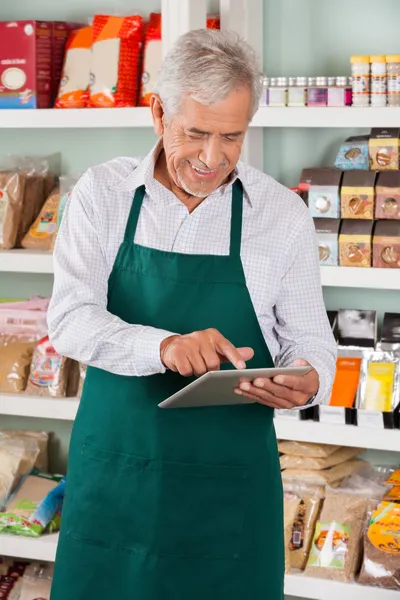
xmin=274 ymin=208 xmax=337 ymax=408
xmin=47 ymin=170 xmax=176 ymax=377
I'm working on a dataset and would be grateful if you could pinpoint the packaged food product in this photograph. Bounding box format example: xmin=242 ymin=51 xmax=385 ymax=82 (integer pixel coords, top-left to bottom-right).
xmin=340 ymin=171 xmax=376 ymax=220
xmin=337 ymin=309 xmax=377 ymax=348
xmin=369 ymin=128 xmax=400 ymax=171
xmin=308 ymin=168 xmax=343 ymax=219
xmin=139 ymin=13 xmax=162 ymax=107
xmin=313 ymin=218 xmax=340 ymax=266
xmin=383 ymin=486 xmax=400 ymax=502
xmin=0 ymin=21 xmax=52 ymax=109
xmin=0 ymin=171 xmax=26 ymax=250
xmin=0 ymin=431 xmax=49 ymax=473
xmin=0 ymin=437 xmax=40 ymax=509
xmin=22 ymin=188 xmax=60 ymax=251
xmin=357 ymin=352 xmax=400 ymax=412
xmin=51 ymin=21 xmax=83 ymax=104
xmin=282 ymin=459 xmax=367 ymax=486
xmin=375 ymin=172 xmax=400 ymax=219
xmin=206 ymin=15 xmax=221 ymax=29
xmin=55 ymin=26 xmax=92 ymax=108
xmin=0 ymin=472 xmax=65 ymax=537
xmin=19 ymin=562 xmax=53 ymax=600
xmin=329 ymin=357 xmax=362 ymax=408
xmin=51 ymin=176 xmax=78 ymax=250
xmin=358 ymin=501 xmax=400 ymax=589
xmin=385 ymin=469 xmax=400 ymax=486
xmin=284 ymin=482 xmax=325 ymax=571
xmin=335 ymin=135 xmax=370 ymax=171
xmin=0 ymin=306 xmax=48 ymax=346
xmin=0 ymin=342 xmax=36 ymax=393
xmin=278 ymin=441 xmax=341 ymax=458
xmin=77 ymin=363 xmax=87 ymax=397
xmin=339 ymin=219 xmax=374 ymax=268
xmin=284 ymin=493 xmax=301 ymax=573
xmin=89 ymin=15 xmax=144 ymax=108
xmin=280 ymin=446 xmax=363 ymax=471
xmin=25 ymin=336 xmax=71 ymax=398
xmin=305 ymin=487 xmax=369 ymax=582
xmin=373 ymin=220 xmax=400 ymax=269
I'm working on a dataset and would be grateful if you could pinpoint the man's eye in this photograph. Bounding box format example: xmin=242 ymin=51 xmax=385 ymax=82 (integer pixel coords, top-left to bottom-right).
xmin=224 ymin=135 xmax=239 ymax=141
xmin=188 ymin=134 xmax=203 ymax=140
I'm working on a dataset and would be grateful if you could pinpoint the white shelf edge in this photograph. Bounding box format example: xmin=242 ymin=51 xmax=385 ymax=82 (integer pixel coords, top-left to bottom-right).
xmin=0 ymin=395 xmax=79 ymax=421
xmin=0 ymin=537 xmax=397 ymax=600
xmin=274 ymin=418 xmax=400 ymax=452
xmin=320 ymin=266 xmax=400 ymax=290
xmin=285 ymin=574 xmax=400 ymax=600
xmin=0 ymin=108 xmax=154 ymax=129
xmin=2 ymin=252 xmax=400 ymax=291
xmin=251 ymin=106 xmax=400 ymax=128
xmin=0 ymin=107 xmax=400 ymax=129
xmin=0 ymin=533 xmax=59 ymax=562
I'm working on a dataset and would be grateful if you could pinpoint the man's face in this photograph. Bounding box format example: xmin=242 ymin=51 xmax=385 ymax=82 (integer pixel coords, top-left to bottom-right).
xmin=161 ymin=86 xmax=252 ymax=198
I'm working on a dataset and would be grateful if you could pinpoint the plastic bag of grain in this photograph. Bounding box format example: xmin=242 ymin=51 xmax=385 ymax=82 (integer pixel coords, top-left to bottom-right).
xmin=22 ymin=188 xmax=60 ymax=251
xmin=0 ymin=341 xmax=36 ymax=393
xmin=25 ymin=336 xmax=71 ymax=398
xmin=0 ymin=431 xmax=49 ymax=473
xmin=55 ymin=26 xmax=93 ymax=108
xmin=281 ymin=459 xmax=368 ymax=487
xmin=278 ymin=440 xmax=341 ymax=458
xmin=284 ymin=482 xmax=325 ymax=571
xmin=284 ymin=493 xmax=301 ymax=573
xmin=0 ymin=171 xmax=26 ymax=249
xmin=280 ymin=446 xmax=363 ymax=471
xmin=305 ymin=486 xmax=370 ymax=582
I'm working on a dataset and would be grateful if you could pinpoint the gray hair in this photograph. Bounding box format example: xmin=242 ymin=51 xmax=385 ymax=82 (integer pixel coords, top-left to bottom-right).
xmin=155 ymin=29 xmax=262 ymax=120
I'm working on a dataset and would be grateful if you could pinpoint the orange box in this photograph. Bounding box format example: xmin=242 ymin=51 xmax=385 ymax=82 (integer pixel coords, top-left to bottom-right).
xmin=329 ymin=357 xmax=362 ymax=408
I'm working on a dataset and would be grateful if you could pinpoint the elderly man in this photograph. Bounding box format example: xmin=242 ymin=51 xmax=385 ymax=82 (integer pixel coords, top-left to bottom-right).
xmin=49 ymin=29 xmax=336 ymax=600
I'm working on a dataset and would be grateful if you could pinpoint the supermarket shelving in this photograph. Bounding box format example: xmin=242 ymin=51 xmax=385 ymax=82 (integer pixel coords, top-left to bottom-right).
xmin=2 ymin=106 xmax=400 ymax=129
xmin=1 ymin=251 xmax=399 ymax=290
xmin=0 ymin=395 xmax=79 ymax=421
xmin=0 ymin=533 xmax=398 ymax=600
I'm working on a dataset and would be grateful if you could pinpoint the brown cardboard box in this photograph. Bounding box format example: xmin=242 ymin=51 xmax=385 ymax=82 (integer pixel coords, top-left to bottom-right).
xmin=375 ymin=172 xmax=400 ymax=220
xmin=314 ymin=218 xmax=340 ymax=265
xmin=341 ymin=171 xmax=376 ymax=219
xmin=373 ymin=220 xmax=400 ymax=268
xmin=0 ymin=21 xmax=52 ymax=109
xmin=369 ymin=128 xmax=400 ymax=171
xmin=339 ymin=219 xmax=374 ymax=268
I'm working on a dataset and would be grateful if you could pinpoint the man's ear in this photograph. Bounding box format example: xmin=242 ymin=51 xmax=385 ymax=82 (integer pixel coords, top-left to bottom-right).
xmin=150 ymin=94 xmax=165 ymax=136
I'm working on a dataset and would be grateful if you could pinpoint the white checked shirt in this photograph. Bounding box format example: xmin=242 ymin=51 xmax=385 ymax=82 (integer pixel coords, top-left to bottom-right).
xmin=48 ymin=143 xmax=336 ymax=406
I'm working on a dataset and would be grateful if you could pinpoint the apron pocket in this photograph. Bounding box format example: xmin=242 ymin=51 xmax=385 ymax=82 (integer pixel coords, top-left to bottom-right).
xmin=156 ymin=460 xmax=248 ymax=560
xmin=66 ymin=443 xmax=157 ymax=554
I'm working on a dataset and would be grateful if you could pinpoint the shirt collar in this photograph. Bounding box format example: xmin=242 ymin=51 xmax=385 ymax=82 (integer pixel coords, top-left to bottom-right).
xmin=110 ymin=140 xmax=253 ymax=207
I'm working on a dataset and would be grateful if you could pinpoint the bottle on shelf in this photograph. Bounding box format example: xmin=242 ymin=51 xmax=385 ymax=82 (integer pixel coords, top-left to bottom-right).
xmin=259 ymin=76 xmax=270 ymax=107
xmin=370 ymin=55 xmax=387 ymax=107
xmin=328 ymin=77 xmax=352 ymax=107
xmin=308 ymin=77 xmax=328 ymax=107
xmin=269 ymin=77 xmax=288 ymax=107
xmin=350 ymin=55 xmax=370 ymax=107
xmin=288 ymin=76 xmax=307 ymax=107
xmin=386 ymin=55 xmax=400 ymax=107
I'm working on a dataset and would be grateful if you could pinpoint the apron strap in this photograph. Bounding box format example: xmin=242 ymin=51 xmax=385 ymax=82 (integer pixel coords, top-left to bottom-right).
xmin=124 ymin=185 xmax=146 ymax=243
xmin=229 ymin=179 xmax=244 ymax=258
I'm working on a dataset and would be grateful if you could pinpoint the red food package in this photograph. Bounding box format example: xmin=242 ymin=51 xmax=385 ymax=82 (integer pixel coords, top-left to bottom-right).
xmin=207 ymin=15 xmax=221 ymax=30
xmin=139 ymin=13 xmax=162 ymax=107
xmin=55 ymin=26 xmax=92 ymax=108
xmin=89 ymin=15 xmax=144 ymax=108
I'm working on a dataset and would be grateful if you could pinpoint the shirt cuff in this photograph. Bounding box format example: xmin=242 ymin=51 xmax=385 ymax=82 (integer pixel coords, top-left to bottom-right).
xmin=133 ymin=327 xmax=178 ymax=376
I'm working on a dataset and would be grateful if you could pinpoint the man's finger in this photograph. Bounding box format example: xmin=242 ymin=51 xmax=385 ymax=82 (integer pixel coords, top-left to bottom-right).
xmin=272 ymin=372 xmax=313 ymax=392
xmin=237 ymin=382 xmax=297 ymax=408
xmin=235 ymin=388 xmax=295 ymax=409
xmin=187 ymin=349 xmax=208 ymax=377
xmin=253 ymin=377 xmax=308 ymax=404
xmin=200 ymin=346 xmax=221 ymax=372
xmin=215 ymin=338 xmax=247 ymax=370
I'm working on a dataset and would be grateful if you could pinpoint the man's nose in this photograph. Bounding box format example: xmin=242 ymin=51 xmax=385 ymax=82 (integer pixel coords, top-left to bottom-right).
xmin=199 ymin=138 xmax=224 ymax=170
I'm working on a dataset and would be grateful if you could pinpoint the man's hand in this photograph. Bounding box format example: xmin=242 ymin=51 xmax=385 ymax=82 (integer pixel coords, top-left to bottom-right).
xmin=234 ymin=359 xmax=319 ymax=409
xmin=160 ymin=329 xmax=254 ymax=377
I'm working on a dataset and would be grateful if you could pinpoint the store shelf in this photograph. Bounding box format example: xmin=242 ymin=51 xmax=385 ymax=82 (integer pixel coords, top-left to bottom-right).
xmin=0 ymin=395 xmax=79 ymax=420
xmin=0 ymin=533 xmax=58 ymax=562
xmin=320 ymin=266 xmax=400 ymax=290
xmin=2 ymin=252 xmax=400 ymax=290
xmin=0 ymin=536 xmax=397 ymax=600
xmin=274 ymin=418 xmax=400 ymax=452
xmin=285 ymin=574 xmax=399 ymax=600
xmin=0 ymin=107 xmax=154 ymax=129
xmin=251 ymin=106 xmax=400 ymax=128
xmin=0 ymin=250 xmax=53 ymax=274
xmin=1 ymin=107 xmax=400 ymax=129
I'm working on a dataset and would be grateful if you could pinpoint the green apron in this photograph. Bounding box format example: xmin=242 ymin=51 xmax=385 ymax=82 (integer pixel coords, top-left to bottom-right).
xmin=51 ymin=180 xmax=284 ymax=600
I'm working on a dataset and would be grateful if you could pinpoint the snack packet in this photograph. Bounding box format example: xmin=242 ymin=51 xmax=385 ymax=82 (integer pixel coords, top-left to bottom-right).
xmin=55 ymin=27 xmax=92 ymax=108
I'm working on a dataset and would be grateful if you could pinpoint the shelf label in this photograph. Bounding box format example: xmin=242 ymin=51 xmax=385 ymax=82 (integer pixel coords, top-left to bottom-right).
xmin=357 ymin=410 xmax=384 ymax=429
xmin=319 ymin=406 xmax=346 ymax=425
xmin=275 ymin=409 xmax=302 ymax=421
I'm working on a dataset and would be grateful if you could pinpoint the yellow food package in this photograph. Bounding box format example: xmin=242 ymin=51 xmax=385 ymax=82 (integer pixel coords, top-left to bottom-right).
xmin=358 ymin=352 xmax=400 ymax=412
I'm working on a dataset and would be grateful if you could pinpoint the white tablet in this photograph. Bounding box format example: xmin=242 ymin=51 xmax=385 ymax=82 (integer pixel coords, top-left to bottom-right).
xmin=158 ymin=366 xmax=311 ymax=409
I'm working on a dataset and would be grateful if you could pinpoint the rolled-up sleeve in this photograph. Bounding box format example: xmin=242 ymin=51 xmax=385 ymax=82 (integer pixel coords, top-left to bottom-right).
xmin=274 ymin=210 xmax=337 ymax=407
xmin=47 ymin=169 xmax=175 ymax=377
